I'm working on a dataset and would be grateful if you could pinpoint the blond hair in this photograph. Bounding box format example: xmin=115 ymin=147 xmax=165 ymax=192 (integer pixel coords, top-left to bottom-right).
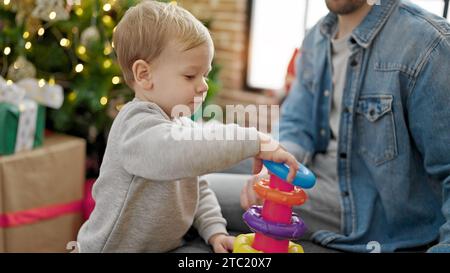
xmin=113 ymin=0 xmax=212 ymax=86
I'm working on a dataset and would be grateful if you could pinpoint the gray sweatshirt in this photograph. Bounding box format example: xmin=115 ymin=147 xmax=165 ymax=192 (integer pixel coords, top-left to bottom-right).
xmin=76 ymin=98 xmax=260 ymax=252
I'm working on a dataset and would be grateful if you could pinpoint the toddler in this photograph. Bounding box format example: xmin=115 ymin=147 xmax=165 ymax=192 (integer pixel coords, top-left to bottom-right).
xmin=77 ymin=0 xmax=299 ymax=253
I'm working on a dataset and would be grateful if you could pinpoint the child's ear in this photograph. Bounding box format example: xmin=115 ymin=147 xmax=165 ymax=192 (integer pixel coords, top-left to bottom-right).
xmin=132 ymin=60 xmax=153 ymax=90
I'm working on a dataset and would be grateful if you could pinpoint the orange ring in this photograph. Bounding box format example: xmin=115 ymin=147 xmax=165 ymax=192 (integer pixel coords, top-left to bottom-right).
xmin=254 ymin=179 xmax=307 ymax=206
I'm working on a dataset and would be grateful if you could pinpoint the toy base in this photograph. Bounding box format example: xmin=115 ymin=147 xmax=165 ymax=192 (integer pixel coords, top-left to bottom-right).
xmin=233 ymin=233 xmax=304 ymax=253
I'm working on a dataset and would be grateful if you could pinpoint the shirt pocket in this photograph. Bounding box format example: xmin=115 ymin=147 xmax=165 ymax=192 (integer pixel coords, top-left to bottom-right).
xmin=355 ymin=95 xmax=398 ymax=166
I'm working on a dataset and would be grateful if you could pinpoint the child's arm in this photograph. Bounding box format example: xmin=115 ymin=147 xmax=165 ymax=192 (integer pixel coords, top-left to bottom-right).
xmin=192 ymin=178 xmax=229 ymax=245
xmin=117 ymin=104 xmax=260 ymax=181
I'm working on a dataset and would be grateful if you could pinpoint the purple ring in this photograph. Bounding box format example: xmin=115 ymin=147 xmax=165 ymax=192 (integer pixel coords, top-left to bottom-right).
xmin=243 ymin=206 xmax=306 ymax=241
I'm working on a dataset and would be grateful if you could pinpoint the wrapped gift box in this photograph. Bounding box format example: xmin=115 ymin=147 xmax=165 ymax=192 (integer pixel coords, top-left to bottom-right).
xmin=0 ymin=76 xmax=64 ymax=156
xmin=0 ymin=134 xmax=86 ymax=252
xmin=0 ymin=102 xmax=46 ymax=155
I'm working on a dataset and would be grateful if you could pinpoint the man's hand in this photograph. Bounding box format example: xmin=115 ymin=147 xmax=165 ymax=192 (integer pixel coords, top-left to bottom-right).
xmin=240 ymin=170 xmax=268 ymax=210
xmin=208 ymin=234 xmax=235 ymax=253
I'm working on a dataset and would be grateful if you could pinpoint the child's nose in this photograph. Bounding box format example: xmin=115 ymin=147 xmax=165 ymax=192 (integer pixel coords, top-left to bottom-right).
xmin=196 ymin=79 xmax=209 ymax=94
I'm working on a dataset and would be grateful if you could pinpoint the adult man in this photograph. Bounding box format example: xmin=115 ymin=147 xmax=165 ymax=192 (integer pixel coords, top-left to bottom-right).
xmin=240 ymin=0 xmax=450 ymax=253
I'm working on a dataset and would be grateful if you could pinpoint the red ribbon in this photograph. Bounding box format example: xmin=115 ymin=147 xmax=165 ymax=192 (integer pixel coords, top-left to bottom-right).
xmin=0 ymin=200 xmax=83 ymax=228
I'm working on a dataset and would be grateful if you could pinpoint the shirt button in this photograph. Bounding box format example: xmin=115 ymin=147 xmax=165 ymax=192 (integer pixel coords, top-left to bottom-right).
xmin=320 ymin=129 xmax=326 ymax=136
xmin=342 ymin=191 xmax=350 ymax=197
xmin=324 ymin=90 xmax=330 ymax=97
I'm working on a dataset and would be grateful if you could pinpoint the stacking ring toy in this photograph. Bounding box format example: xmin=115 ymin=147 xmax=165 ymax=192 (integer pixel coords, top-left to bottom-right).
xmin=234 ymin=233 xmax=304 ymax=253
xmin=233 ymin=160 xmax=316 ymax=253
xmin=254 ymin=179 xmax=307 ymax=206
xmin=243 ymin=206 xmax=306 ymax=240
xmin=262 ymin=160 xmax=316 ymax=189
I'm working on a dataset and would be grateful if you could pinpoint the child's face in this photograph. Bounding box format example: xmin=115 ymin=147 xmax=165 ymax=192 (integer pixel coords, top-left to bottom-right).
xmin=142 ymin=40 xmax=213 ymax=117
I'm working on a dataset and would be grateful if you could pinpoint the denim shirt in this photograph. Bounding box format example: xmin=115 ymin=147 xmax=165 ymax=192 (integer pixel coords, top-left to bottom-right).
xmin=279 ymin=0 xmax=450 ymax=253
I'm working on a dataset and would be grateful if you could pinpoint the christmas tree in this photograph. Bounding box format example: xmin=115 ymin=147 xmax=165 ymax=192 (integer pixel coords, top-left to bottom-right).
xmin=0 ymin=0 xmax=221 ymax=177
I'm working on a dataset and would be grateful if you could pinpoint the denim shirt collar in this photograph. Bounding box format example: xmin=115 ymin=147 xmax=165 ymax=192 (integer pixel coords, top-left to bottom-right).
xmin=320 ymin=0 xmax=400 ymax=48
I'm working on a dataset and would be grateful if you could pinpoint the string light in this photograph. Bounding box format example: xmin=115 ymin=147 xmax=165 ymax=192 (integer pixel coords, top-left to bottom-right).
xmin=75 ymin=63 xmax=84 ymax=73
xmin=4 ymin=0 xmax=10 ymax=5
xmin=100 ymin=96 xmax=108 ymax=105
xmin=38 ymin=79 xmax=46 ymax=87
xmin=25 ymin=41 xmax=32 ymax=50
xmin=103 ymin=59 xmax=112 ymax=69
xmin=68 ymin=91 xmax=77 ymax=102
xmin=38 ymin=28 xmax=45 ymax=36
xmin=77 ymin=45 xmax=86 ymax=55
xmin=6 ymin=79 xmax=13 ymax=85
xmin=104 ymin=44 xmax=112 ymax=55
xmin=102 ymin=15 xmax=113 ymax=27
xmin=75 ymin=7 xmax=83 ymax=16
xmin=23 ymin=31 xmax=30 ymax=39
xmin=48 ymin=77 xmax=56 ymax=85
xmin=49 ymin=11 xmax=56 ymax=20
xmin=3 ymin=46 xmax=11 ymax=55
xmin=103 ymin=3 xmax=112 ymax=12
xmin=60 ymin=38 xmax=71 ymax=47
xmin=112 ymin=76 xmax=120 ymax=85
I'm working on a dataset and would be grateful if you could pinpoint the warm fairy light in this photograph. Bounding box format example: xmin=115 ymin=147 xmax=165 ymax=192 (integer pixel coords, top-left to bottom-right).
xmin=103 ymin=59 xmax=112 ymax=69
xmin=77 ymin=45 xmax=86 ymax=55
xmin=68 ymin=91 xmax=77 ymax=102
xmin=112 ymin=76 xmax=120 ymax=85
xmin=6 ymin=79 xmax=13 ymax=85
xmin=111 ymin=42 xmax=114 ymax=48
xmin=100 ymin=96 xmax=108 ymax=105
xmin=75 ymin=7 xmax=83 ymax=16
xmin=38 ymin=28 xmax=45 ymax=36
xmin=4 ymin=0 xmax=10 ymax=5
xmin=102 ymin=15 xmax=113 ymax=26
xmin=23 ymin=31 xmax=30 ymax=39
xmin=103 ymin=45 xmax=112 ymax=55
xmin=3 ymin=46 xmax=11 ymax=55
xmin=49 ymin=11 xmax=57 ymax=20
xmin=25 ymin=41 xmax=32 ymax=50
xmin=113 ymin=26 xmax=117 ymax=33
xmin=48 ymin=77 xmax=56 ymax=85
xmin=38 ymin=79 xmax=46 ymax=87
xmin=75 ymin=63 xmax=84 ymax=73
xmin=60 ymin=38 xmax=71 ymax=47
xmin=103 ymin=3 xmax=112 ymax=12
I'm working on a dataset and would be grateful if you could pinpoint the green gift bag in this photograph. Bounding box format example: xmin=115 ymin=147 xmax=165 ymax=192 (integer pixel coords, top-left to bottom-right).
xmin=0 ymin=102 xmax=46 ymax=156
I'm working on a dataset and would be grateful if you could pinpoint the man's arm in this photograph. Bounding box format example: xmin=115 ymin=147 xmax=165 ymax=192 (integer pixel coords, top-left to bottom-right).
xmin=279 ymin=45 xmax=316 ymax=164
xmin=407 ymin=35 xmax=450 ymax=253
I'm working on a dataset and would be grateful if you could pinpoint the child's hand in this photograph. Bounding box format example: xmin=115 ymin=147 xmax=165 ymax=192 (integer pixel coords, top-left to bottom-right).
xmin=208 ymin=234 xmax=235 ymax=253
xmin=254 ymin=133 xmax=299 ymax=184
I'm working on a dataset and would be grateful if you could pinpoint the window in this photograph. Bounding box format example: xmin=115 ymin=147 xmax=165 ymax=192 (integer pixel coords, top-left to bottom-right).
xmin=247 ymin=0 xmax=450 ymax=91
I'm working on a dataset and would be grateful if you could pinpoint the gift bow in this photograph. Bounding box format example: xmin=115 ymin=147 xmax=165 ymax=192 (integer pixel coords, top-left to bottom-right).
xmin=0 ymin=76 xmax=64 ymax=153
xmin=0 ymin=77 xmax=64 ymax=109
